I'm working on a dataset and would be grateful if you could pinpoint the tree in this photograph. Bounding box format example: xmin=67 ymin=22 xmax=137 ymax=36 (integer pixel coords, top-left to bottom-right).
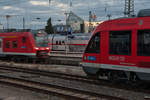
xmin=45 ymin=17 xmax=54 ymax=34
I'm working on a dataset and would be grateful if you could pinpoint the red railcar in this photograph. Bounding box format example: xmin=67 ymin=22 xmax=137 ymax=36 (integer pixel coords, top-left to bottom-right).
xmin=0 ymin=30 xmax=50 ymax=60
xmin=82 ymin=9 xmax=150 ymax=81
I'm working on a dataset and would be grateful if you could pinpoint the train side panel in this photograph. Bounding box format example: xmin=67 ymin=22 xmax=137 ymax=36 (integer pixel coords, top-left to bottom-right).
xmin=0 ymin=31 xmax=50 ymax=59
xmin=1 ymin=32 xmax=36 ymax=57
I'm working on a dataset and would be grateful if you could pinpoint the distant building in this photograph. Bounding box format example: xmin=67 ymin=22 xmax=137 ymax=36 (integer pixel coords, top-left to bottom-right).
xmin=53 ymin=24 xmax=66 ymax=34
xmin=67 ymin=11 xmax=84 ymax=33
xmin=84 ymin=21 xmax=103 ymax=33
xmin=54 ymin=11 xmax=103 ymax=34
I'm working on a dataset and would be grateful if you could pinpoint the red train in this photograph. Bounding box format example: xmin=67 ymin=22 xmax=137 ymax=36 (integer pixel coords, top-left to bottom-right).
xmin=0 ymin=30 xmax=50 ymax=61
xmin=82 ymin=9 xmax=150 ymax=82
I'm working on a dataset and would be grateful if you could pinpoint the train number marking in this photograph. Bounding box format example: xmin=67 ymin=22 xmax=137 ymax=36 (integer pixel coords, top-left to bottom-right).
xmin=109 ymin=56 xmax=125 ymax=61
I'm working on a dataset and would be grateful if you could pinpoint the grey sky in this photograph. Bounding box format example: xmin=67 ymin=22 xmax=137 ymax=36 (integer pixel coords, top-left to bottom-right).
xmin=0 ymin=0 xmax=149 ymax=29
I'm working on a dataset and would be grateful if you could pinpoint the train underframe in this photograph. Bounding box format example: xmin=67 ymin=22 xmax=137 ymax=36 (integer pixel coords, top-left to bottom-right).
xmin=0 ymin=52 xmax=49 ymax=64
xmin=82 ymin=66 xmax=150 ymax=83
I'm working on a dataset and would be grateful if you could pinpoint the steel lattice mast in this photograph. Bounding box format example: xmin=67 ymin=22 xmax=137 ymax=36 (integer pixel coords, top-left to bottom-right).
xmin=124 ymin=0 xmax=134 ymax=17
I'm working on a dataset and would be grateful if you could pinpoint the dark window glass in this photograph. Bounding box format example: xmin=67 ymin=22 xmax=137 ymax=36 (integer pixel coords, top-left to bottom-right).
xmin=85 ymin=32 xmax=100 ymax=53
xmin=56 ymin=41 xmax=58 ymax=45
xmin=138 ymin=30 xmax=150 ymax=56
xmin=59 ymin=41 xmax=61 ymax=45
xmin=12 ymin=41 xmax=18 ymax=48
xmin=22 ymin=37 xmax=26 ymax=43
xmin=32 ymin=30 xmax=48 ymax=47
xmin=5 ymin=41 xmax=10 ymax=48
xmin=62 ymin=41 xmax=65 ymax=44
xmin=109 ymin=31 xmax=131 ymax=55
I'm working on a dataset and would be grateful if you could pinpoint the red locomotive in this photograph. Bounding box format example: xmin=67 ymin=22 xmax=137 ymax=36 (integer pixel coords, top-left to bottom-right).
xmin=0 ymin=30 xmax=50 ymax=61
xmin=82 ymin=9 xmax=150 ymax=82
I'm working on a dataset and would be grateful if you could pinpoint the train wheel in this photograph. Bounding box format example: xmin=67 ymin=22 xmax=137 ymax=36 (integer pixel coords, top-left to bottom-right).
xmin=84 ymin=71 xmax=98 ymax=79
xmin=86 ymin=73 xmax=97 ymax=79
xmin=108 ymin=71 xmax=114 ymax=81
xmin=11 ymin=57 xmax=17 ymax=62
xmin=128 ymin=72 xmax=142 ymax=86
xmin=107 ymin=71 xmax=119 ymax=82
xmin=129 ymin=72 xmax=139 ymax=82
xmin=45 ymin=59 xmax=49 ymax=64
xmin=97 ymin=70 xmax=108 ymax=80
xmin=24 ymin=57 xmax=29 ymax=63
xmin=32 ymin=59 xmax=36 ymax=64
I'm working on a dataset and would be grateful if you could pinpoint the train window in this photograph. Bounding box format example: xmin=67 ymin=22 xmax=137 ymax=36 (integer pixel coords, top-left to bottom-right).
xmin=62 ymin=41 xmax=65 ymax=45
xmin=138 ymin=30 xmax=150 ymax=56
xmin=85 ymin=32 xmax=100 ymax=53
xmin=22 ymin=37 xmax=26 ymax=43
xmin=5 ymin=41 xmax=10 ymax=48
xmin=59 ymin=41 xmax=61 ymax=45
xmin=109 ymin=31 xmax=131 ymax=55
xmin=12 ymin=41 xmax=18 ymax=48
xmin=56 ymin=41 xmax=58 ymax=45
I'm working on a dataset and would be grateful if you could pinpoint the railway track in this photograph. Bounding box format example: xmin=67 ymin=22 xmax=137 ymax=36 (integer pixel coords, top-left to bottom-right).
xmin=0 ymin=65 xmax=149 ymax=100
xmin=0 ymin=66 xmax=125 ymax=100
xmin=0 ymin=65 xmax=148 ymax=93
xmin=0 ymin=75 xmax=121 ymax=100
xmin=0 ymin=65 xmax=96 ymax=83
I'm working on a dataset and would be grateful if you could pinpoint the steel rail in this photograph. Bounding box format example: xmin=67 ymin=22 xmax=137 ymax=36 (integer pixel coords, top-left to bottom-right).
xmin=0 ymin=65 xmax=149 ymax=94
xmin=0 ymin=74 xmax=125 ymax=100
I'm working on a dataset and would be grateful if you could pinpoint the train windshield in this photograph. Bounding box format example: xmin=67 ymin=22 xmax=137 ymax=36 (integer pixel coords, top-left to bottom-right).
xmin=85 ymin=32 xmax=100 ymax=53
xmin=32 ymin=30 xmax=48 ymax=47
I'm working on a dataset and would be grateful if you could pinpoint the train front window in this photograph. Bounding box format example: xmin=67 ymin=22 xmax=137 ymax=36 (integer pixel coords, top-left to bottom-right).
xmin=109 ymin=31 xmax=131 ymax=55
xmin=138 ymin=30 xmax=150 ymax=56
xmin=22 ymin=37 xmax=26 ymax=43
xmin=32 ymin=30 xmax=48 ymax=47
xmin=85 ymin=32 xmax=100 ymax=53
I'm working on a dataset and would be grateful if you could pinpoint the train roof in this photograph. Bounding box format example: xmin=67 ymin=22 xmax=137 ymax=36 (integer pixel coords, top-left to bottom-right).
xmin=0 ymin=29 xmax=31 ymax=33
xmin=95 ymin=16 xmax=150 ymax=32
xmin=94 ymin=9 xmax=150 ymax=32
xmin=0 ymin=29 xmax=46 ymax=34
xmin=94 ymin=9 xmax=150 ymax=33
xmin=0 ymin=29 xmax=48 ymax=37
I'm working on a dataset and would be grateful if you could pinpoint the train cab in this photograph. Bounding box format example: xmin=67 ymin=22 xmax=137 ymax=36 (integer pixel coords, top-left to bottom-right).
xmin=32 ymin=30 xmax=50 ymax=58
xmin=82 ymin=9 xmax=150 ymax=82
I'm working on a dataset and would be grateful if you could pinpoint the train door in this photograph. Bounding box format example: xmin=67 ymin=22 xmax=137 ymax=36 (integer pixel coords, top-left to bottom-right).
xmin=108 ymin=31 xmax=132 ymax=69
xmin=0 ymin=38 xmax=3 ymax=53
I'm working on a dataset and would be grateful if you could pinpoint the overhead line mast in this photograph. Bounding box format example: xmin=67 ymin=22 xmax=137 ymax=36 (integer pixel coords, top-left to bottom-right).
xmin=124 ymin=0 xmax=134 ymax=17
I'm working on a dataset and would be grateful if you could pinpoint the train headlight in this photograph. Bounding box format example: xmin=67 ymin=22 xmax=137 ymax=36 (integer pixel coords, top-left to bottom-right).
xmin=35 ymin=47 xmax=39 ymax=50
xmin=46 ymin=48 xmax=50 ymax=50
